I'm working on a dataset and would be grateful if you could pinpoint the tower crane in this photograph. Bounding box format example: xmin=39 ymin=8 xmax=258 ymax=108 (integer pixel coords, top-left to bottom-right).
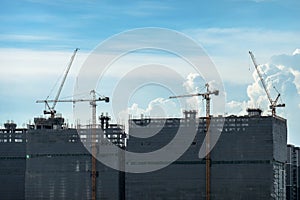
xmin=40 ymin=48 xmax=79 ymax=118
xmin=170 ymin=83 xmax=219 ymax=200
xmin=38 ymin=90 xmax=109 ymax=200
xmin=249 ymin=51 xmax=285 ymax=116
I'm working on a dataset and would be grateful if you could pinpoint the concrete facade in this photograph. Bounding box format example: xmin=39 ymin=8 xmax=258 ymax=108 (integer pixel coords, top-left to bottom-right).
xmin=125 ymin=111 xmax=287 ymax=200
xmin=0 ymin=118 xmax=126 ymax=200
xmin=287 ymin=144 xmax=300 ymax=200
xmin=0 ymin=122 xmax=27 ymax=199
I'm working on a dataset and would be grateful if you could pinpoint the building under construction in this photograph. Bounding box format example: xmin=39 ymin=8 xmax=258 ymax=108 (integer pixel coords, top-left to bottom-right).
xmin=0 ymin=49 xmax=291 ymax=199
xmin=0 ymin=121 xmax=27 ymax=199
xmin=287 ymin=144 xmax=300 ymax=200
xmin=125 ymin=109 xmax=287 ymax=199
xmin=0 ymin=117 xmax=126 ymax=200
xmin=0 ymin=108 xmax=292 ymax=200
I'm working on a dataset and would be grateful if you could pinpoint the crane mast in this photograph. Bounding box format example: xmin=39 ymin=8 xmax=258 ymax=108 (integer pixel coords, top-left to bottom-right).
xmin=37 ymin=90 xmax=109 ymax=200
xmin=170 ymin=83 xmax=219 ymax=200
xmin=249 ymin=51 xmax=285 ymax=116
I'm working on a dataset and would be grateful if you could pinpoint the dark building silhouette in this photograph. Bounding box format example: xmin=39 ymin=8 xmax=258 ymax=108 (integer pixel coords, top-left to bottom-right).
xmin=0 ymin=109 xmax=291 ymax=199
xmin=0 ymin=117 xmax=126 ymax=200
xmin=125 ymin=110 xmax=287 ymax=199
xmin=0 ymin=121 xmax=27 ymax=199
xmin=287 ymin=144 xmax=300 ymax=200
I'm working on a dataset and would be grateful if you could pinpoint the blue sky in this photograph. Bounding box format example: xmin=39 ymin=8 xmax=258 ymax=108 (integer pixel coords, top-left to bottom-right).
xmin=1 ymin=0 xmax=300 ymax=50
xmin=1 ymin=0 xmax=300 ymax=145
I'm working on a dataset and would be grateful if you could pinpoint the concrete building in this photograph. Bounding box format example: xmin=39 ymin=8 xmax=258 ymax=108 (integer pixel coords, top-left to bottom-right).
xmin=0 ymin=110 xmax=291 ymax=199
xmin=0 ymin=117 xmax=126 ymax=200
xmin=125 ymin=109 xmax=287 ymax=200
xmin=0 ymin=122 xmax=27 ymax=199
xmin=287 ymin=144 xmax=300 ymax=200
xmin=25 ymin=116 xmax=126 ymax=200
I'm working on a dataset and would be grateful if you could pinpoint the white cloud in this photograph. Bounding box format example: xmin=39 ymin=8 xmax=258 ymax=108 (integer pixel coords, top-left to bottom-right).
xmin=147 ymin=98 xmax=180 ymax=117
xmin=118 ymin=98 xmax=182 ymax=134
xmin=224 ymin=50 xmax=300 ymax=145
xmin=124 ymin=98 xmax=182 ymax=119
xmin=118 ymin=97 xmax=182 ymax=138
xmin=181 ymin=73 xmax=205 ymax=110
xmin=184 ymin=28 xmax=300 ymax=85
xmin=244 ymin=58 xmax=295 ymax=114
xmin=0 ymin=48 xmax=87 ymax=79
xmin=293 ymin=49 xmax=300 ymax=55
xmin=127 ymin=103 xmax=147 ymax=117
xmin=1 ymin=41 xmax=299 ymax=145
xmin=289 ymin=68 xmax=300 ymax=95
xmin=183 ymin=73 xmax=202 ymax=93
xmin=0 ymin=48 xmax=89 ymax=126
xmin=125 ymin=73 xmax=223 ymax=119
xmin=0 ymin=34 xmax=55 ymax=42
xmin=226 ymin=101 xmax=248 ymax=115
xmin=118 ymin=73 xmax=209 ymax=122
xmin=186 ymin=28 xmax=300 ymax=54
xmin=247 ymin=79 xmax=267 ymax=108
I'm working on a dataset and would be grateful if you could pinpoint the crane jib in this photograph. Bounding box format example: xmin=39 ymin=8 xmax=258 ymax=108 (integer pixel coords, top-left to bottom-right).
xmin=249 ymin=51 xmax=285 ymax=116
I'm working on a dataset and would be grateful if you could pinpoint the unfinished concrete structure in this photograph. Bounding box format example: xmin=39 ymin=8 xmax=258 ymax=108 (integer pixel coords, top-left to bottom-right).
xmin=0 ymin=109 xmax=290 ymax=199
xmin=0 ymin=122 xmax=27 ymax=199
xmin=287 ymin=144 xmax=300 ymax=200
xmin=125 ymin=109 xmax=287 ymax=200
xmin=0 ymin=117 xmax=126 ymax=200
xmin=25 ymin=116 xmax=126 ymax=200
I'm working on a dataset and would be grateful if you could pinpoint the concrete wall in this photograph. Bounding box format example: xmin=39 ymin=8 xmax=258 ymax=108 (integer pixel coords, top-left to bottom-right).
xmin=25 ymin=128 xmax=123 ymax=200
xmin=0 ymin=128 xmax=26 ymax=200
xmin=125 ymin=115 xmax=287 ymax=200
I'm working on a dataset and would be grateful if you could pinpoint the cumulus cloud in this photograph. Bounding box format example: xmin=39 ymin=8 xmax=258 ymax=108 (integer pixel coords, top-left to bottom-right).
xmin=226 ymin=101 xmax=247 ymax=115
xmin=293 ymin=49 xmax=300 ymax=55
xmin=181 ymin=73 xmax=205 ymax=111
xmin=226 ymin=50 xmax=299 ymax=112
xmin=128 ymin=98 xmax=179 ymax=117
xmin=147 ymin=98 xmax=180 ymax=117
xmin=183 ymin=73 xmax=204 ymax=93
xmin=289 ymin=68 xmax=300 ymax=94
xmin=225 ymin=49 xmax=300 ymax=144
xmin=118 ymin=97 xmax=182 ymax=134
xmin=119 ymin=97 xmax=182 ymax=121
xmin=185 ymin=28 xmax=300 ymax=85
xmin=121 ymin=73 xmax=208 ymax=120
xmin=124 ymin=72 xmax=224 ymax=121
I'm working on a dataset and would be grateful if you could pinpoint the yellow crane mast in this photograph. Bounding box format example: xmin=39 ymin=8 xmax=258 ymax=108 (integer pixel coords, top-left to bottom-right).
xmin=170 ymin=83 xmax=219 ymax=200
xmin=38 ymin=90 xmax=109 ymax=200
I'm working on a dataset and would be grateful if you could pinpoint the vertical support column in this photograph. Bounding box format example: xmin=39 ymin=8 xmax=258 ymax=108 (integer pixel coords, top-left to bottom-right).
xmin=91 ymin=90 xmax=97 ymax=200
xmin=205 ymin=97 xmax=211 ymax=200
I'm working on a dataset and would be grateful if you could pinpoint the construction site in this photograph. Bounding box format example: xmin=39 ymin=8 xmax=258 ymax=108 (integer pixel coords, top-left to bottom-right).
xmin=0 ymin=49 xmax=298 ymax=200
